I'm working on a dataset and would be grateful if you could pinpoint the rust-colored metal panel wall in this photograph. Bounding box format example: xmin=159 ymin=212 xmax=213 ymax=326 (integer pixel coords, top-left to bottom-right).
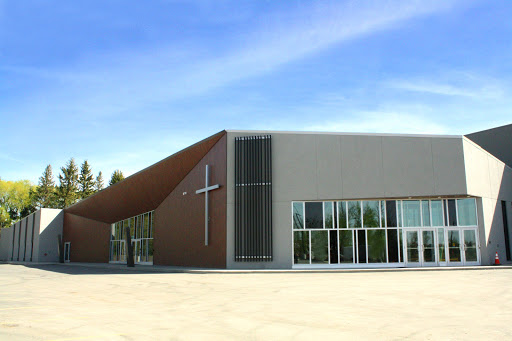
xmin=154 ymin=135 xmax=227 ymax=268
xmin=63 ymin=213 xmax=110 ymax=263
xmin=65 ymin=131 xmax=226 ymax=224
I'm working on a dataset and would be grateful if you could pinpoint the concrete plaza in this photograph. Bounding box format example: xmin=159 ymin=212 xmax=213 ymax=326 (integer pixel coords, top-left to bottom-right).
xmin=0 ymin=263 xmax=511 ymax=340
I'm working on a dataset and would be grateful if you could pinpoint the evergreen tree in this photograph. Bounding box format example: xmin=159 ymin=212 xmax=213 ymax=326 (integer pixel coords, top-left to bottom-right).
xmin=57 ymin=158 xmax=79 ymax=208
xmin=109 ymin=170 xmax=125 ymax=186
xmin=78 ymin=160 xmax=95 ymax=199
xmin=35 ymin=164 xmax=56 ymax=208
xmin=95 ymin=171 xmax=104 ymax=192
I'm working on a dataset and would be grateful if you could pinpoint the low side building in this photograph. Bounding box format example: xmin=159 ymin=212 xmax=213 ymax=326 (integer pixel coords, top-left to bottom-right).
xmin=0 ymin=208 xmax=64 ymax=263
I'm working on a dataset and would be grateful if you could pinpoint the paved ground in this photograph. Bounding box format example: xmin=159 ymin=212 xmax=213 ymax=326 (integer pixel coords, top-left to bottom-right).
xmin=0 ymin=263 xmax=511 ymax=340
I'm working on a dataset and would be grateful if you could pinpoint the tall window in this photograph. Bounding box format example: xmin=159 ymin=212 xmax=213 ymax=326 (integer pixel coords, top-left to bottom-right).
xmin=110 ymin=211 xmax=154 ymax=263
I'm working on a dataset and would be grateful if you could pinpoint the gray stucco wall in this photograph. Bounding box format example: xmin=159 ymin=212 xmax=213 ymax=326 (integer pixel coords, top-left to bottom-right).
xmin=463 ymin=138 xmax=512 ymax=265
xmin=0 ymin=226 xmax=13 ymax=261
xmin=35 ymin=209 xmax=63 ymax=262
xmin=0 ymin=208 xmax=64 ymax=263
xmin=225 ymin=131 xmax=469 ymax=269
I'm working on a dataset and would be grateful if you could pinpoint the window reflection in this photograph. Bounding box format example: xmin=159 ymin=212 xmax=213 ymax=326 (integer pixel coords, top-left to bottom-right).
xmin=338 ymin=202 xmax=347 ymax=228
xmin=367 ymin=230 xmax=386 ymax=263
xmin=292 ymin=202 xmax=304 ymax=229
xmin=348 ymin=201 xmax=361 ymax=228
xmin=363 ymin=201 xmax=380 ymax=228
xmin=324 ymin=202 xmax=334 ymax=229
xmin=110 ymin=211 xmax=155 ymax=264
xmin=294 ymin=231 xmax=309 ymax=264
xmin=311 ymin=231 xmax=328 ymax=263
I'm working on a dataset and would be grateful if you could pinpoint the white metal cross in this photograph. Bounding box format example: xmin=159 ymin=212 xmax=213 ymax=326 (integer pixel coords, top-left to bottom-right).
xmin=195 ymin=165 xmax=220 ymax=246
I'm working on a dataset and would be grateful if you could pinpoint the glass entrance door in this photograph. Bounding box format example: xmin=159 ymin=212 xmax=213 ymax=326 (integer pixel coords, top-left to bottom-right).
xmin=404 ymin=229 xmax=437 ymax=266
xmin=421 ymin=230 xmax=436 ymax=265
xmin=405 ymin=230 xmax=420 ymax=266
xmin=463 ymin=229 xmax=479 ymax=265
xmin=447 ymin=230 xmax=462 ymax=264
xmin=64 ymin=242 xmax=71 ymax=263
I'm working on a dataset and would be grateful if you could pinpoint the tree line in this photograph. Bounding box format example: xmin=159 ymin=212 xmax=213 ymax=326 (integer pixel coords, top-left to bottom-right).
xmin=0 ymin=158 xmax=125 ymax=229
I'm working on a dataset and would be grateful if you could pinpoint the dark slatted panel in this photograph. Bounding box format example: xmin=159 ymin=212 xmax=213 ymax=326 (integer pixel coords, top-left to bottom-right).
xmin=235 ymin=135 xmax=272 ymax=262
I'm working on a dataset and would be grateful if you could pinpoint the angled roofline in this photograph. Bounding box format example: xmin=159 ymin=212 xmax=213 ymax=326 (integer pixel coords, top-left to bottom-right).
xmin=64 ymin=130 xmax=226 ymax=223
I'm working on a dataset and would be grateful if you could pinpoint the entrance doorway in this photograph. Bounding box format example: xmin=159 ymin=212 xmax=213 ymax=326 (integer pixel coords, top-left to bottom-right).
xmin=404 ymin=229 xmax=437 ymax=266
xmin=64 ymin=242 xmax=70 ymax=263
xmin=404 ymin=228 xmax=479 ymax=267
xmin=446 ymin=229 xmax=479 ymax=265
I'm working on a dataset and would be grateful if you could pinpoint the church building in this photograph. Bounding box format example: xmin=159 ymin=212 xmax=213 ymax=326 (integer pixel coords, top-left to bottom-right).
xmin=1 ymin=124 xmax=512 ymax=269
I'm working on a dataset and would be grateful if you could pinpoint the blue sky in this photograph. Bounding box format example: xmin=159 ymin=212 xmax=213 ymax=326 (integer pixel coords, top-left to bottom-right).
xmin=1 ymin=0 xmax=511 ymax=184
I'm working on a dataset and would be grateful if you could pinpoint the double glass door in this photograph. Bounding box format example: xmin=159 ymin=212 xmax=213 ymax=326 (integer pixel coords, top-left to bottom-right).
xmin=404 ymin=228 xmax=479 ymax=266
xmin=445 ymin=229 xmax=479 ymax=265
xmin=405 ymin=229 xmax=437 ymax=266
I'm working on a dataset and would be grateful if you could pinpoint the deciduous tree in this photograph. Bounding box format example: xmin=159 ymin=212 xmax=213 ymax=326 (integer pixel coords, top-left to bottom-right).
xmin=0 ymin=179 xmax=37 ymax=228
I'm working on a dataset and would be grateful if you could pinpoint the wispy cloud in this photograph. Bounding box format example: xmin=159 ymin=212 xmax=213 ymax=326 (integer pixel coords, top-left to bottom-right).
xmin=386 ymin=72 xmax=507 ymax=100
xmin=3 ymin=0 xmax=462 ymax=118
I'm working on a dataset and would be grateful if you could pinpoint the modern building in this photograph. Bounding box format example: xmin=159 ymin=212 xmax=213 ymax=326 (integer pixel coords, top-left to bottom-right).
xmin=1 ymin=125 xmax=511 ymax=269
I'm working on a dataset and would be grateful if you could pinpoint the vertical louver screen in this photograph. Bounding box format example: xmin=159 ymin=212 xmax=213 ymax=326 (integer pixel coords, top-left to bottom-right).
xmin=235 ymin=135 xmax=272 ymax=262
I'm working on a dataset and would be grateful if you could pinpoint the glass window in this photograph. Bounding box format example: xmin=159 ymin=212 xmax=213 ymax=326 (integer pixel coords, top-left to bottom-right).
xmin=324 ymin=202 xmax=334 ymax=229
xmin=403 ymin=201 xmax=421 ymax=227
xmin=438 ymin=228 xmax=446 ymax=262
xmin=448 ymin=230 xmax=461 ymax=261
xmin=143 ymin=214 xmax=149 ymax=238
xmin=292 ymin=202 xmax=304 ymax=229
xmin=457 ymin=199 xmax=477 ymax=226
xmin=431 ymin=200 xmax=444 ymax=226
xmin=357 ymin=230 xmax=366 ymax=263
xmin=399 ymin=229 xmax=403 ymax=262
xmin=338 ymin=202 xmax=347 ymax=228
xmin=329 ymin=230 xmax=338 ymax=263
xmin=147 ymin=239 xmax=153 ymax=262
xmin=311 ymin=231 xmax=328 ymax=263
xmin=149 ymin=212 xmax=154 ymax=238
xmin=363 ymin=201 xmax=380 ymax=228
xmin=367 ymin=230 xmax=386 ymax=263
xmin=339 ymin=230 xmax=353 ymax=263
xmin=305 ymin=202 xmax=323 ymax=229
xmin=380 ymin=201 xmax=386 ymax=227
xmin=422 ymin=201 xmax=430 ymax=226
xmin=294 ymin=231 xmax=309 ymax=264
xmin=448 ymin=199 xmax=457 ymax=226
xmin=386 ymin=200 xmax=397 ymax=227
xmin=397 ymin=201 xmax=403 ymax=227
xmin=406 ymin=230 xmax=419 ymax=262
xmin=387 ymin=229 xmax=399 ymax=263
xmin=348 ymin=201 xmax=361 ymax=228
xmin=464 ymin=230 xmax=478 ymax=262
